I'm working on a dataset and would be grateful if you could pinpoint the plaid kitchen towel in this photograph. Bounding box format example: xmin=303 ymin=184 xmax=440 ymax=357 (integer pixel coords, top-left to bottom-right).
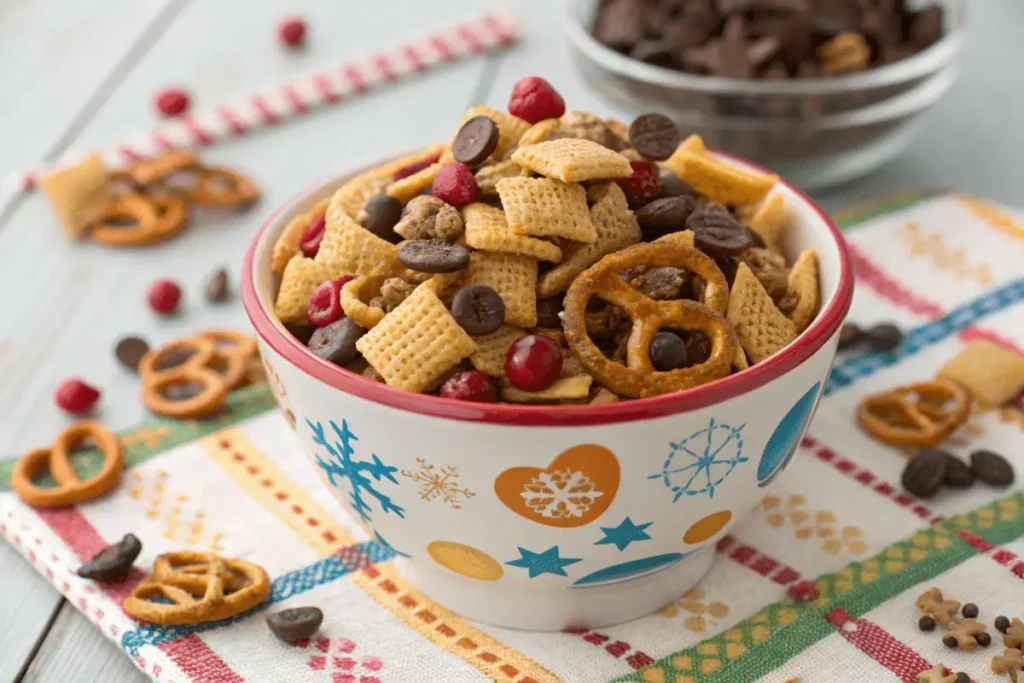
xmin=2 ymin=191 xmax=1023 ymax=683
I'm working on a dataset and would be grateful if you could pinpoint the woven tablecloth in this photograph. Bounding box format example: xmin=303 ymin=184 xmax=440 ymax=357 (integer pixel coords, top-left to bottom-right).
xmin=2 ymin=191 xmax=1023 ymax=683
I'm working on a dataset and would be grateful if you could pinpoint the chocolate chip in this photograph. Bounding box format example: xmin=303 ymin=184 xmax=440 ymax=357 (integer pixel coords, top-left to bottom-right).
xmin=635 ymin=196 xmax=697 ymax=241
xmin=954 ymin=674 xmax=969 ymax=683
xmin=115 ymin=336 xmax=150 ymax=372
xmin=865 ymin=323 xmax=903 ymax=351
xmin=397 ymin=239 xmax=470 ymax=274
xmin=970 ymin=449 xmax=1014 ymax=487
xmin=451 ymin=285 xmax=505 ymax=336
xmin=683 ymin=331 xmax=712 ymax=366
xmin=837 ymin=323 xmax=863 ymax=350
xmin=962 ymin=603 xmax=979 ymax=619
xmin=688 ymin=208 xmax=753 ymax=258
xmin=205 ymin=267 xmax=229 ymax=302
xmin=308 ymin=318 xmax=366 ymax=366
xmin=901 ymin=448 xmax=948 ymax=498
xmin=976 ymin=631 xmax=992 ymax=647
xmin=628 ymin=113 xmax=681 ymax=161
xmin=536 ymin=296 xmax=564 ymax=329
xmin=362 ymin=194 xmax=403 ymax=242
xmin=634 ymin=267 xmax=689 ymax=300
xmin=918 ymin=615 xmax=936 ymax=632
xmin=650 ymin=331 xmax=687 ymax=371
xmin=943 ymin=454 xmax=975 ymax=489
xmin=659 ymin=170 xmax=695 ymax=198
xmin=266 ymin=606 xmax=323 ymax=643
xmin=285 ymin=323 xmax=316 ymax=345
xmin=942 ymin=635 xmax=958 ymax=648
xmin=591 ymin=0 xmax=645 ymax=51
xmin=453 ymin=116 xmax=499 ymax=167
xmin=76 ymin=533 xmax=142 ymax=582
xmin=996 ymin=616 xmax=1011 ymax=633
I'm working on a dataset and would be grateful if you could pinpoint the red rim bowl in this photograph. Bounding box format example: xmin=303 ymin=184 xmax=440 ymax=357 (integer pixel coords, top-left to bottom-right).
xmin=242 ymin=152 xmax=853 ymax=427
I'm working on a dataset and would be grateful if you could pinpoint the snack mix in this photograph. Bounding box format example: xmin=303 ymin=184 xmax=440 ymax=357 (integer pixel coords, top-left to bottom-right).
xmin=271 ymin=77 xmax=821 ymax=404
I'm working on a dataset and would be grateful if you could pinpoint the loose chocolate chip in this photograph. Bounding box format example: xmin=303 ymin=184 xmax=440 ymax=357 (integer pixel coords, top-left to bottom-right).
xmin=362 ymin=194 xmax=404 ymax=242
xmin=204 ymin=267 xmax=229 ymax=302
xmin=901 ymin=448 xmax=948 ymax=498
xmin=942 ymin=635 xmax=958 ymax=648
xmin=115 ymin=336 xmax=150 ymax=372
xmin=996 ymin=615 xmax=1011 ymax=633
xmin=962 ymin=603 xmax=979 ymax=619
xmin=683 ymin=331 xmax=712 ymax=366
xmin=650 ymin=331 xmax=687 ymax=371
xmin=918 ymin=615 xmax=936 ymax=632
xmin=688 ymin=208 xmax=753 ymax=258
xmin=970 ymin=449 xmax=1014 ymax=487
xmin=865 ymin=323 xmax=903 ymax=351
xmin=943 ymin=454 xmax=975 ymax=489
xmin=976 ymin=631 xmax=992 ymax=647
xmin=628 ymin=113 xmax=681 ymax=161
xmin=536 ymin=296 xmax=564 ymax=329
xmin=266 ymin=606 xmax=324 ymax=643
xmin=77 ymin=533 xmax=142 ymax=582
xmin=635 ymin=196 xmax=697 ymax=241
xmin=659 ymin=169 xmax=695 ymax=198
xmin=954 ymin=674 xmax=969 ymax=683
xmin=837 ymin=323 xmax=863 ymax=350
xmin=308 ymin=318 xmax=366 ymax=366
xmin=453 ymin=116 xmax=499 ymax=167
xmin=397 ymin=239 xmax=470 ymax=274
xmin=451 ymin=284 xmax=505 ymax=336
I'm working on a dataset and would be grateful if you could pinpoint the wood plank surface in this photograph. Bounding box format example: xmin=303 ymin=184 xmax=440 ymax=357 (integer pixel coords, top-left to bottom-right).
xmin=0 ymin=543 xmax=61 ymax=683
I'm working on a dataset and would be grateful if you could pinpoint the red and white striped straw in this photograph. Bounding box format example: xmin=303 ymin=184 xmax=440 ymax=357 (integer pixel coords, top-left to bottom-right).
xmin=13 ymin=12 xmax=518 ymax=193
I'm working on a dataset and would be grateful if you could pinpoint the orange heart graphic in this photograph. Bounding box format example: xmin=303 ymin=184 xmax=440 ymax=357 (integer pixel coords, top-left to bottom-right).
xmin=494 ymin=444 xmax=620 ymax=528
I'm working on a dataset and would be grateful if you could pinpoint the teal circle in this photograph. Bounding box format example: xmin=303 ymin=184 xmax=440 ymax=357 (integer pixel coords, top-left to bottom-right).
xmin=572 ymin=553 xmax=689 ymax=587
xmin=757 ymin=382 xmax=821 ymax=485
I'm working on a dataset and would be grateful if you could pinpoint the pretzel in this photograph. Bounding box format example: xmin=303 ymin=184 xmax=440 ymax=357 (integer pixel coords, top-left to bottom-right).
xmin=138 ymin=336 xmax=229 ymax=418
xmin=88 ymin=193 xmax=188 ymax=246
xmin=563 ymin=242 xmax=737 ymax=398
xmin=11 ymin=421 xmax=124 ymax=508
xmin=195 ymin=329 xmax=259 ymax=390
xmin=123 ymin=550 xmax=269 ymax=625
xmin=857 ymin=379 xmax=970 ymax=448
xmin=179 ymin=167 xmax=259 ymax=207
xmin=129 ymin=150 xmax=199 ymax=186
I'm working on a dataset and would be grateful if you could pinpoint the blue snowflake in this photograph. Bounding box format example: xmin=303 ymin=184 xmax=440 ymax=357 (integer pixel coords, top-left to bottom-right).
xmin=648 ymin=418 xmax=747 ymax=500
xmin=308 ymin=419 xmax=405 ymax=524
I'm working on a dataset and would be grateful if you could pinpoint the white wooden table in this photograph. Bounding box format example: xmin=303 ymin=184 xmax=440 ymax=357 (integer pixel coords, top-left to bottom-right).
xmin=1 ymin=1 xmax=1021 ymax=680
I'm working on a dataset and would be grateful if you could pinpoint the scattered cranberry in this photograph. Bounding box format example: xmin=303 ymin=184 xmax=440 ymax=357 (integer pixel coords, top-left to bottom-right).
xmin=617 ymin=160 xmax=661 ymax=208
xmin=440 ymin=370 xmax=497 ymax=403
xmin=787 ymin=581 xmax=819 ymax=603
xmin=307 ymin=276 xmax=353 ymax=327
xmin=432 ymin=162 xmax=478 ymax=208
xmin=55 ymin=379 xmax=101 ymax=414
xmin=277 ymin=16 xmax=307 ymax=47
xmin=506 ymin=335 xmax=563 ymax=392
xmin=299 ymin=213 xmax=327 ymax=258
xmin=508 ymin=76 xmax=566 ymax=124
xmin=147 ymin=279 xmax=182 ymax=315
xmin=154 ymin=88 xmax=190 ymax=118
xmin=393 ymin=153 xmax=441 ymax=181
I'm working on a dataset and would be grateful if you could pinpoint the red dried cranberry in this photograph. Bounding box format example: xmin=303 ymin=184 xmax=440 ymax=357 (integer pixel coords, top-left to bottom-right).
xmin=299 ymin=213 xmax=327 ymax=257
xmin=307 ymin=276 xmax=353 ymax=327
xmin=55 ymin=379 xmax=101 ymax=414
xmin=507 ymin=77 xmax=566 ymax=124
xmin=787 ymin=581 xmax=819 ymax=603
xmin=392 ymin=153 xmax=441 ymax=181
xmin=439 ymin=370 xmax=497 ymax=403
xmin=277 ymin=17 xmax=307 ymax=47
xmin=617 ymin=160 xmax=661 ymax=208
xmin=506 ymin=335 xmax=563 ymax=392
xmin=147 ymin=279 xmax=182 ymax=315
xmin=154 ymin=88 xmax=190 ymax=117
xmin=432 ymin=162 xmax=478 ymax=208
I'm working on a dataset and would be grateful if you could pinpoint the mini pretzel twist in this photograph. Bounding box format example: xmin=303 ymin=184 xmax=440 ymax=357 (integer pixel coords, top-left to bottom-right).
xmin=181 ymin=167 xmax=260 ymax=207
xmin=89 ymin=193 xmax=188 ymax=246
xmin=563 ymin=242 xmax=738 ymax=398
xmin=857 ymin=380 xmax=970 ymax=448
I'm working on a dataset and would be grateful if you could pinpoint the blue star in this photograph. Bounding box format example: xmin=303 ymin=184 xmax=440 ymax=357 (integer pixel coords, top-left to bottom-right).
xmin=594 ymin=517 xmax=653 ymax=552
xmin=505 ymin=546 xmax=582 ymax=579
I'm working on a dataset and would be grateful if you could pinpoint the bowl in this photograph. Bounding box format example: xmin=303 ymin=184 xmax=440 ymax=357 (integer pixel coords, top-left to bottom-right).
xmin=241 ymin=151 xmax=854 ymax=630
xmin=565 ymin=0 xmax=967 ymax=190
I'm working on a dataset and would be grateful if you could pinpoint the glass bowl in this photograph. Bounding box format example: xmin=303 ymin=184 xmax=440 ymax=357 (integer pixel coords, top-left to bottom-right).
xmin=565 ymin=0 xmax=967 ymax=190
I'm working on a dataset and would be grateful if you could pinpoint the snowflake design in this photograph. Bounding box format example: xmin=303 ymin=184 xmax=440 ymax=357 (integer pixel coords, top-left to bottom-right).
xmin=649 ymin=418 xmax=747 ymax=500
xmin=521 ymin=469 xmax=604 ymax=519
xmin=400 ymin=457 xmax=475 ymax=509
xmin=308 ymin=419 xmax=405 ymax=524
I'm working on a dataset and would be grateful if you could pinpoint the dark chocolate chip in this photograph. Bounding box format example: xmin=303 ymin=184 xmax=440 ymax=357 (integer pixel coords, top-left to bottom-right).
xmin=628 ymin=113 xmax=681 ymax=161
xmin=918 ymin=615 xmax=936 ymax=632
xmin=954 ymin=674 xmax=969 ymax=683
xmin=865 ymin=323 xmax=903 ymax=351
xmin=451 ymin=284 xmax=505 ymax=336
xmin=77 ymin=533 xmax=142 ymax=582
xmin=205 ymin=268 xmax=229 ymax=302
xmin=115 ymin=336 xmax=150 ymax=372
xmin=285 ymin=323 xmax=316 ymax=346
xmin=688 ymin=208 xmax=753 ymax=257
xmin=943 ymin=454 xmax=975 ymax=489
xmin=901 ymin=448 xmax=948 ymax=498
xmin=453 ymin=116 xmax=499 ymax=167
xmin=962 ymin=603 xmax=979 ymax=619
xmin=266 ymin=606 xmax=324 ymax=643
xmin=397 ymin=239 xmax=470 ymax=274
xmin=975 ymin=631 xmax=991 ymax=647
xmin=536 ymin=296 xmax=564 ymax=329
xmin=996 ymin=615 xmax=1011 ymax=633
xmin=591 ymin=0 xmax=645 ymax=52
xmin=837 ymin=323 xmax=863 ymax=350
xmin=970 ymin=449 xmax=1014 ymax=487
xmin=635 ymin=196 xmax=697 ymax=241
xmin=942 ymin=635 xmax=958 ymax=648
xmin=362 ymin=194 xmax=404 ymax=242
xmin=659 ymin=169 xmax=696 ymax=198
xmin=683 ymin=331 xmax=712 ymax=366
xmin=308 ymin=318 xmax=366 ymax=366
xmin=650 ymin=331 xmax=687 ymax=371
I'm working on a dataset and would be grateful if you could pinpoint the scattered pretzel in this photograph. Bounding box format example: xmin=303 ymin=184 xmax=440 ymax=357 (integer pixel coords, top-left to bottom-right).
xmin=857 ymin=379 xmax=970 ymax=448
xmin=916 ymin=587 xmax=960 ymax=626
xmin=11 ymin=421 xmax=124 ymax=508
xmin=89 ymin=193 xmax=187 ymax=246
xmin=195 ymin=329 xmax=259 ymax=390
xmin=129 ymin=150 xmax=199 ymax=186
xmin=179 ymin=167 xmax=260 ymax=207
xmin=992 ymin=647 xmax=1024 ymax=677
xmin=123 ymin=550 xmax=269 ymax=625
xmin=943 ymin=618 xmax=989 ymax=649
xmin=564 ymin=242 xmax=737 ymax=398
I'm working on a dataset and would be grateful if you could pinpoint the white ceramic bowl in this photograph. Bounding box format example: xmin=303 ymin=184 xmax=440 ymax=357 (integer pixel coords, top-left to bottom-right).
xmin=241 ymin=152 xmax=854 ymax=631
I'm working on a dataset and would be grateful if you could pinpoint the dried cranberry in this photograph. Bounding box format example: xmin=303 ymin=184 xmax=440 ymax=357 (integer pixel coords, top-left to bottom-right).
xmin=393 ymin=153 xmax=441 ymax=181
xmin=506 ymin=335 xmax=562 ymax=392
xmin=154 ymin=88 xmax=190 ymax=117
xmin=147 ymin=279 xmax=182 ymax=315
xmin=307 ymin=276 xmax=353 ymax=327
xmin=299 ymin=213 xmax=327 ymax=257
xmin=617 ymin=160 xmax=661 ymax=208
xmin=277 ymin=17 xmax=306 ymax=47
xmin=55 ymin=379 xmax=101 ymax=414
xmin=507 ymin=77 xmax=566 ymax=124
xmin=439 ymin=371 xmax=497 ymax=403
xmin=432 ymin=162 xmax=478 ymax=208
